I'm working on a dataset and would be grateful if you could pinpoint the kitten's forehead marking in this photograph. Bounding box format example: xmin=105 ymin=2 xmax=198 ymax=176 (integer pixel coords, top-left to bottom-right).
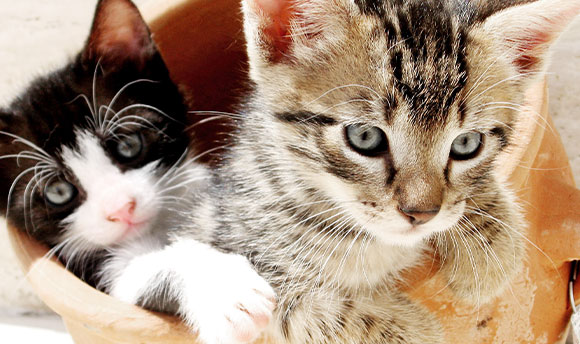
xmin=356 ymin=0 xmax=469 ymax=127
xmin=60 ymin=130 xmax=120 ymax=190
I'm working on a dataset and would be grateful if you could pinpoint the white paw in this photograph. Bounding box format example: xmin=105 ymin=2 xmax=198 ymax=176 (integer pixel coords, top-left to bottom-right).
xmin=108 ymin=251 xmax=164 ymax=304
xmin=182 ymin=253 xmax=276 ymax=344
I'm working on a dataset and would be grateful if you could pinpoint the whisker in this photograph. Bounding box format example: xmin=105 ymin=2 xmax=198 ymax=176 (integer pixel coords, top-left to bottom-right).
xmin=92 ymin=60 xmax=102 ymax=123
xmin=464 ymin=207 xmax=561 ymax=280
xmin=0 ymin=131 xmax=53 ymax=160
xmin=6 ymin=165 xmax=44 ymax=217
xmin=304 ymin=84 xmax=382 ymax=108
xmin=101 ymin=79 xmax=159 ymax=131
xmin=187 ymin=110 xmax=244 ymax=120
xmin=103 ymin=103 xmax=180 ymax=135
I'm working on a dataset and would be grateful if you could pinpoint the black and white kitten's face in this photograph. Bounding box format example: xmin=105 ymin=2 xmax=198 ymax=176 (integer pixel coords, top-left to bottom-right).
xmin=242 ymin=0 xmax=579 ymax=246
xmin=0 ymin=0 xmax=189 ymax=251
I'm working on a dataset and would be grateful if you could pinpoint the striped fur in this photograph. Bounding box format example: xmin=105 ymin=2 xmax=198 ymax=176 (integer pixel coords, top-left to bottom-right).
xmin=166 ymin=0 xmax=579 ymax=342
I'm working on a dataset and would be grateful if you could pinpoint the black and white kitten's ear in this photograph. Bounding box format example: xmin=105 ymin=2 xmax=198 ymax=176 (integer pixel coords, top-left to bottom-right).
xmin=242 ymin=0 xmax=349 ymax=65
xmin=82 ymin=0 xmax=156 ymax=68
xmin=481 ymin=0 xmax=580 ymax=83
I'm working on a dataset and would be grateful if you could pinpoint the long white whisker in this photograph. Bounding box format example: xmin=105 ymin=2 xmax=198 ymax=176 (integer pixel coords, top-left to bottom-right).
xmin=0 ymin=131 xmax=53 ymax=160
xmin=304 ymin=84 xmax=382 ymax=108
xmin=101 ymin=79 xmax=159 ymax=132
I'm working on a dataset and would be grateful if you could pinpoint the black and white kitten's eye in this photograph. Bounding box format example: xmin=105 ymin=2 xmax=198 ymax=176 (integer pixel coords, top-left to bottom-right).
xmin=114 ymin=133 xmax=143 ymax=161
xmin=44 ymin=180 xmax=77 ymax=206
xmin=450 ymin=132 xmax=483 ymax=160
xmin=345 ymin=124 xmax=389 ymax=156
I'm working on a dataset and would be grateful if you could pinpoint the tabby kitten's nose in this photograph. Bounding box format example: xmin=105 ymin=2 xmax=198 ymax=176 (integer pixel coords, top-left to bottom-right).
xmin=398 ymin=207 xmax=440 ymax=226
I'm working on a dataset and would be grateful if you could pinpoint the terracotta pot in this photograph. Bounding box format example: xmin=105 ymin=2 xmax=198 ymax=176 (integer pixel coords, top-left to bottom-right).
xmin=7 ymin=0 xmax=580 ymax=343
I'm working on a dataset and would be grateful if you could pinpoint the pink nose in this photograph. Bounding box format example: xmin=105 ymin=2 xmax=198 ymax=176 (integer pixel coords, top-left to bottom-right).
xmin=106 ymin=200 xmax=136 ymax=224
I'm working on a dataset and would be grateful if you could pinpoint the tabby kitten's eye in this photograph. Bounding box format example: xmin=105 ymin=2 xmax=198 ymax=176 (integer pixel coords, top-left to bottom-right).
xmin=44 ymin=180 xmax=77 ymax=206
xmin=450 ymin=132 xmax=483 ymax=160
xmin=345 ymin=124 xmax=389 ymax=156
xmin=114 ymin=133 xmax=143 ymax=161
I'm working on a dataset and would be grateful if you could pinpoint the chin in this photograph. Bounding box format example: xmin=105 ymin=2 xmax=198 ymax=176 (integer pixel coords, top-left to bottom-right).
xmin=375 ymin=228 xmax=431 ymax=247
xmin=361 ymin=220 xmax=429 ymax=247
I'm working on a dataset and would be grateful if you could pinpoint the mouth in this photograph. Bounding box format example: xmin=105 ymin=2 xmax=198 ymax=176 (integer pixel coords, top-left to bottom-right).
xmin=118 ymin=218 xmax=152 ymax=241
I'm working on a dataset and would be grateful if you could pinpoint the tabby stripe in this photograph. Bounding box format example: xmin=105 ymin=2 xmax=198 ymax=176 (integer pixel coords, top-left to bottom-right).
xmin=354 ymin=0 xmax=385 ymax=16
xmin=390 ymin=51 xmax=404 ymax=82
xmin=383 ymin=93 xmax=398 ymax=125
xmin=490 ymin=126 xmax=509 ymax=149
xmin=397 ymin=10 xmax=415 ymax=51
xmin=275 ymin=112 xmax=337 ymax=126
xmin=383 ymin=19 xmax=398 ymax=44
xmin=385 ymin=165 xmax=397 ymax=186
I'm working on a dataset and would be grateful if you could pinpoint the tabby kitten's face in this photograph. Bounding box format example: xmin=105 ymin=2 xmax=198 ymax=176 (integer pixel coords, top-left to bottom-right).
xmin=243 ymin=0 xmax=578 ymax=246
xmin=0 ymin=0 xmax=189 ymax=252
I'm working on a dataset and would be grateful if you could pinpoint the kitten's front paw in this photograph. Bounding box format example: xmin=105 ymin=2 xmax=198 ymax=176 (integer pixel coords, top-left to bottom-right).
xmin=184 ymin=254 xmax=276 ymax=344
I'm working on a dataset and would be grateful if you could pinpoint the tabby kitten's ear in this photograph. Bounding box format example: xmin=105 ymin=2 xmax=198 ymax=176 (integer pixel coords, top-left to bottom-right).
xmin=242 ymin=0 xmax=348 ymax=66
xmin=82 ymin=0 xmax=156 ymax=69
xmin=481 ymin=0 xmax=580 ymax=83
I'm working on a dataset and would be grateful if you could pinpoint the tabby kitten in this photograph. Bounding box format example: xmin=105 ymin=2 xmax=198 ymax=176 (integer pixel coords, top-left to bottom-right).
xmin=0 ymin=0 xmax=275 ymax=342
xmin=179 ymin=0 xmax=576 ymax=342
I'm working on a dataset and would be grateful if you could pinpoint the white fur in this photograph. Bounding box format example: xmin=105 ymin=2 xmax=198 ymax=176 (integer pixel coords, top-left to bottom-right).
xmin=109 ymin=239 xmax=276 ymax=344
xmin=60 ymin=130 xmax=160 ymax=248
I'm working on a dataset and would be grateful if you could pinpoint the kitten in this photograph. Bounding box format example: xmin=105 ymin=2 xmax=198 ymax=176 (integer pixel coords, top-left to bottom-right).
xmin=0 ymin=0 xmax=275 ymax=342
xmin=158 ymin=0 xmax=575 ymax=342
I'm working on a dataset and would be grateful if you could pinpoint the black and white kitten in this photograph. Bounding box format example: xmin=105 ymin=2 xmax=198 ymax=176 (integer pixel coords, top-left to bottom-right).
xmin=0 ymin=0 xmax=275 ymax=342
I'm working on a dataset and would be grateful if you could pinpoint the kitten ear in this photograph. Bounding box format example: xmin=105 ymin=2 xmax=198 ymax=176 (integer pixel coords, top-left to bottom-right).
xmin=243 ymin=0 xmax=295 ymax=62
xmin=482 ymin=0 xmax=580 ymax=81
xmin=242 ymin=0 xmax=345 ymax=64
xmin=82 ymin=0 xmax=156 ymax=68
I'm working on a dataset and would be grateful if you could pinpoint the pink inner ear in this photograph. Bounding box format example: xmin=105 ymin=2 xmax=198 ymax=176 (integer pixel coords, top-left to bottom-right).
xmin=87 ymin=0 xmax=151 ymax=64
xmin=509 ymin=30 xmax=552 ymax=73
xmin=247 ymin=0 xmax=295 ymax=60
xmin=492 ymin=1 xmax=580 ymax=74
xmin=254 ymin=0 xmax=290 ymax=18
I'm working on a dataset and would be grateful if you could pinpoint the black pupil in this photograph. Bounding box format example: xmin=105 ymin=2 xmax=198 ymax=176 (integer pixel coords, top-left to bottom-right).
xmin=361 ymin=131 xmax=370 ymax=141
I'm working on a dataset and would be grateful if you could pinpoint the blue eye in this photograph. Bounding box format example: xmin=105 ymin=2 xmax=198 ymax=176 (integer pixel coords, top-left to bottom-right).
xmin=450 ymin=132 xmax=483 ymax=160
xmin=115 ymin=133 xmax=142 ymax=161
xmin=44 ymin=180 xmax=77 ymax=206
xmin=345 ymin=124 xmax=389 ymax=156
